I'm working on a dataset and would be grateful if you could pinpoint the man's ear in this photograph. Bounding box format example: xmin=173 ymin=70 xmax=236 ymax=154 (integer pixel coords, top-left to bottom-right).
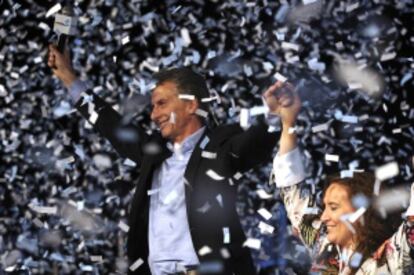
xmin=186 ymin=99 xmax=199 ymax=114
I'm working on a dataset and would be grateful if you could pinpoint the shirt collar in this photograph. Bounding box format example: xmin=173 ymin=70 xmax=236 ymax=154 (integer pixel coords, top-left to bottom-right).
xmin=170 ymin=126 xmax=206 ymax=154
xmin=181 ymin=126 xmax=206 ymax=153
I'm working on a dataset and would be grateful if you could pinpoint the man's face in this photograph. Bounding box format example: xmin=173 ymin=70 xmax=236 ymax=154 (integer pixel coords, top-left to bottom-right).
xmin=150 ymin=81 xmax=197 ymax=143
xmin=321 ymin=183 xmax=356 ymax=248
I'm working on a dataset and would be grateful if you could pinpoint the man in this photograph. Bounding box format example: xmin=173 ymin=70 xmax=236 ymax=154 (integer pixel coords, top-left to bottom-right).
xmin=48 ymin=45 xmax=297 ymax=275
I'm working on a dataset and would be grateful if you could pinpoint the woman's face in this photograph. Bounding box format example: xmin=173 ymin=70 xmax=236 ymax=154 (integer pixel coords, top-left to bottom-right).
xmin=321 ymin=183 xmax=356 ymax=248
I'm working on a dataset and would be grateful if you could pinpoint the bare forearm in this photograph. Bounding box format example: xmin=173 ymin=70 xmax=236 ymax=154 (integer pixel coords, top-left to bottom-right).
xmin=279 ymin=123 xmax=297 ymax=155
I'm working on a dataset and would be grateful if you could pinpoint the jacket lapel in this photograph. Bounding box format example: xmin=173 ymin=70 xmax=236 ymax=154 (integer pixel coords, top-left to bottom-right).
xmin=184 ymin=128 xmax=210 ymax=216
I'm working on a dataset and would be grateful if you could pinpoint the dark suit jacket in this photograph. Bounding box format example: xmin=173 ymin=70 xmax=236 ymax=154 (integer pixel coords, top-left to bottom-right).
xmin=75 ymin=91 xmax=278 ymax=275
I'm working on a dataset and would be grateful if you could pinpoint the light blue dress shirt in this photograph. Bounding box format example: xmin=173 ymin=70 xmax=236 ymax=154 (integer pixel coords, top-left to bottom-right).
xmin=148 ymin=127 xmax=205 ymax=275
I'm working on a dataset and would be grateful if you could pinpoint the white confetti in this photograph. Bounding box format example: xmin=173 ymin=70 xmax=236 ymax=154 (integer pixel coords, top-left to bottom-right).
xmin=195 ymin=108 xmax=209 ymax=118
xmin=198 ymin=246 xmax=212 ymax=256
xmin=147 ymin=189 xmax=160 ymax=196
xmin=258 ymin=221 xmax=275 ymax=234
xmin=206 ymin=169 xmax=225 ymax=181
xmin=274 ymin=72 xmax=287 ymax=83
xmin=223 ymin=227 xmax=230 ymax=244
xmin=162 ymin=190 xmax=178 ymax=205
xmin=178 ymin=94 xmax=195 ymax=100
xmin=375 ymin=162 xmax=399 ymax=181
xmin=169 ymin=112 xmax=176 ymax=124
xmin=129 ymin=258 xmax=144 ymax=271
xmin=180 ymin=28 xmax=192 ymax=46
xmin=256 ymin=189 xmax=273 ymax=199
xmin=201 ymin=151 xmax=217 ymax=159
xmin=240 ymin=108 xmax=250 ymax=129
xmin=29 ymin=204 xmax=58 ymax=215
xmin=118 ymin=221 xmax=129 ymax=232
xmin=257 ymin=208 xmax=272 ymax=220
xmin=243 ymin=238 xmax=261 ymax=250
xmin=347 ymin=207 xmax=366 ymax=223
xmin=123 ymin=158 xmax=137 ymax=167
xmin=281 ymin=42 xmax=300 ymax=52
xmin=312 ymin=123 xmax=329 ymax=133
xmin=89 ymin=111 xmax=99 ymax=125
xmin=325 ymin=154 xmax=339 ymax=162
xmin=121 ymin=35 xmax=130 ymax=45
xmin=46 ymin=3 xmax=62 ymax=18
xmin=380 ymin=52 xmax=397 ymax=62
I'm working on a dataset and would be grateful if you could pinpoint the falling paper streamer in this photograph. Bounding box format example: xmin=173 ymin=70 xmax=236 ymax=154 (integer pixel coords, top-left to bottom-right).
xmin=325 ymin=154 xmax=339 ymax=162
xmin=223 ymin=227 xmax=230 ymax=244
xmin=258 ymin=221 xmax=275 ymax=234
xmin=206 ymin=169 xmax=225 ymax=181
xmin=243 ymin=238 xmax=261 ymax=250
xmin=198 ymin=246 xmax=212 ymax=256
xmin=129 ymin=258 xmax=144 ymax=271
xmin=178 ymin=94 xmax=195 ymax=100
xmin=375 ymin=162 xmax=399 ymax=181
xmin=45 ymin=3 xmax=62 ymax=18
xmin=162 ymin=190 xmax=179 ymax=205
xmin=256 ymin=189 xmax=273 ymax=200
xmin=118 ymin=221 xmax=130 ymax=232
xmin=169 ymin=112 xmax=176 ymax=124
xmin=201 ymin=151 xmax=217 ymax=159
xmin=258 ymin=208 xmax=272 ymax=220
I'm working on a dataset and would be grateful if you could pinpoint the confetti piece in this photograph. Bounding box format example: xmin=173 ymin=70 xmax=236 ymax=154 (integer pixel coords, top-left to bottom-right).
xmin=198 ymin=246 xmax=212 ymax=256
xmin=206 ymin=169 xmax=225 ymax=181
xmin=347 ymin=207 xmax=366 ymax=223
xmin=162 ymin=190 xmax=178 ymax=205
xmin=243 ymin=238 xmax=261 ymax=250
xmin=349 ymin=252 xmax=363 ymax=268
xmin=201 ymin=151 xmax=217 ymax=159
xmin=29 ymin=204 xmax=58 ymax=215
xmin=123 ymin=158 xmax=137 ymax=167
xmin=274 ymin=72 xmax=287 ymax=83
xmin=223 ymin=227 xmax=230 ymax=244
xmin=45 ymin=3 xmax=62 ymax=18
xmin=312 ymin=123 xmax=329 ymax=133
xmin=129 ymin=258 xmax=144 ymax=271
xmin=195 ymin=108 xmax=209 ymax=118
xmin=257 ymin=208 xmax=272 ymax=220
xmin=121 ymin=35 xmax=130 ymax=45
xmin=147 ymin=189 xmax=160 ymax=196
xmin=199 ymin=136 xmax=210 ymax=149
xmin=375 ymin=162 xmax=399 ymax=181
xmin=281 ymin=42 xmax=300 ymax=52
xmin=178 ymin=94 xmax=195 ymax=100
xmin=180 ymin=28 xmax=192 ymax=46
xmin=89 ymin=111 xmax=99 ymax=125
xmin=325 ymin=154 xmax=339 ymax=162
xmin=169 ymin=112 xmax=176 ymax=124
xmin=258 ymin=221 xmax=275 ymax=234
xmin=118 ymin=221 xmax=129 ymax=232
xmin=240 ymin=108 xmax=250 ymax=129
xmin=256 ymin=189 xmax=272 ymax=199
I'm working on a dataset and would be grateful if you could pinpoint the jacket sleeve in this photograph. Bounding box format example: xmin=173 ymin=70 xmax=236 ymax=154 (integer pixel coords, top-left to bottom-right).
xmin=224 ymin=119 xmax=278 ymax=173
xmin=74 ymin=90 xmax=150 ymax=164
xmin=273 ymin=147 xmax=321 ymax=247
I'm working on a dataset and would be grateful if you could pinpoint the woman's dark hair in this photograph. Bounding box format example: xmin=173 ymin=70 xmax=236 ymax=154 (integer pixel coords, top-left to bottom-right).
xmin=153 ymin=67 xmax=210 ymax=114
xmin=323 ymin=172 xmax=402 ymax=271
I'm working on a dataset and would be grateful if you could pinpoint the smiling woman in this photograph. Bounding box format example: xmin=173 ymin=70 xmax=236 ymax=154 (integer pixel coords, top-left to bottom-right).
xmin=272 ymin=149 xmax=414 ymax=274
